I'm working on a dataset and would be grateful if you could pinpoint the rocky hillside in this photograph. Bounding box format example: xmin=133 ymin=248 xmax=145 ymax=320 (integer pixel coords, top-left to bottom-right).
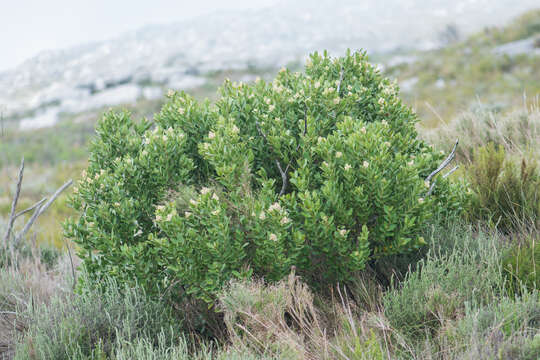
xmin=1 ymin=0 xmax=538 ymax=129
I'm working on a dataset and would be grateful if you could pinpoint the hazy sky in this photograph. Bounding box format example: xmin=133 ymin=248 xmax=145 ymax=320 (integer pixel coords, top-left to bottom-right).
xmin=0 ymin=0 xmax=279 ymax=71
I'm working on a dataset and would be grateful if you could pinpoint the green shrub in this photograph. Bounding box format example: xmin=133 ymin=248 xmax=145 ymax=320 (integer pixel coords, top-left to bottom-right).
xmin=65 ymin=50 xmax=466 ymax=306
xmin=14 ymin=277 xmax=184 ymax=360
xmin=503 ymin=237 xmax=540 ymax=295
xmin=467 ymin=143 xmax=540 ymax=231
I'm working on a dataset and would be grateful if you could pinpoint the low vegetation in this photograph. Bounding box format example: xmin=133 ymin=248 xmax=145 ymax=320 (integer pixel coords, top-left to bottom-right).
xmin=1 ymin=9 xmax=540 ymax=360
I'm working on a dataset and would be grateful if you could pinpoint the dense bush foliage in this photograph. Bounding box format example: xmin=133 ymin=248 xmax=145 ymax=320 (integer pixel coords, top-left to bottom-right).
xmin=467 ymin=143 xmax=540 ymax=231
xmin=66 ymin=50 xmax=465 ymax=305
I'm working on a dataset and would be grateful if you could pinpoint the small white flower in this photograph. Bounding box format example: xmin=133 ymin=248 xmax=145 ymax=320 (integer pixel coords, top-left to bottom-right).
xmin=208 ymin=131 xmax=215 ymax=139
xmin=185 ymin=211 xmax=192 ymax=218
xmin=280 ymin=217 xmax=290 ymax=225
xmin=347 ymin=85 xmax=352 ymax=91
xmin=189 ymin=199 xmax=198 ymax=206
xmin=211 ymin=209 xmax=220 ymax=216
xmin=178 ymin=107 xmax=185 ymax=115
xmin=381 ymin=120 xmax=388 ymax=126
xmin=363 ymin=161 xmax=369 ymax=168
xmin=265 ymin=97 xmax=271 ymax=105
xmin=407 ymin=160 xmax=414 ymax=166
xmin=73 ymin=187 xmax=78 ymax=194
xmin=269 ymin=105 xmax=275 ymax=112
xmin=360 ymin=126 xmax=367 ymax=134
xmin=424 ymin=181 xmax=430 ymax=188
xmin=269 ymin=233 xmax=278 ymax=241
xmin=314 ymin=81 xmax=321 ymax=89
xmin=212 ymin=193 xmax=219 ymax=201
xmin=141 ymin=150 xmax=148 ymax=157
xmin=378 ymin=98 xmax=385 ymax=106
xmin=259 ymin=212 xmax=266 ymax=220
xmin=344 ymin=164 xmax=352 ymax=171
xmin=318 ymin=136 xmax=325 ymax=143
xmin=157 ymin=205 xmax=165 ymax=211
xmin=339 ymin=229 xmax=347 ymax=236
xmin=323 ymin=161 xmax=329 ymax=167
xmin=162 ymin=135 xmax=168 ymax=142
xmin=333 ymin=97 xmax=340 ymax=105
xmin=167 ymin=89 xmax=174 ymax=97
xmin=418 ymin=198 xmax=424 ymax=204
xmin=384 ymin=141 xmax=391 ymax=147
xmin=231 ymin=125 xmax=240 ymax=133
xmin=134 ymin=229 xmax=143 ymax=237
xmin=166 ymin=212 xmax=174 ymax=221
xmin=335 ymin=151 xmax=343 ymax=158
xmin=155 ymin=215 xmax=162 ymax=222
xmin=268 ymin=202 xmax=282 ymax=212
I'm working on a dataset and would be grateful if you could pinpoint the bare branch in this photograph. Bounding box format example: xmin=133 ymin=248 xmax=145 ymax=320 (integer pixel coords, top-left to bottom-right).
xmin=426 ymin=139 xmax=458 ymax=183
xmin=13 ymin=180 xmax=73 ymax=247
xmin=425 ymin=140 xmax=459 ymax=196
xmin=37 ymin=179 xmax=73 ymax=216
xmin=276 ymin=160 xmax=289 ymax=197
xmin=256 ymin=122 xmax=290 ymax=196
xmin=303 ymin=107 xmax=308 ymax=136
xmin=12 ymin=198 xmax=47 ymax=247
xmin=3 ymin=158 xmax=24 ymax=249
xmin=14 ymin=199 xmax=46 ymax=221
xmin=442 ymin=165 xmax=459 ymax=179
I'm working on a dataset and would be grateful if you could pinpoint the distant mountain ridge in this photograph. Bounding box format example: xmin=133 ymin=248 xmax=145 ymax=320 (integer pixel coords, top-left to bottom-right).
xmin=1 ymin=0 xmax=538 ymax=128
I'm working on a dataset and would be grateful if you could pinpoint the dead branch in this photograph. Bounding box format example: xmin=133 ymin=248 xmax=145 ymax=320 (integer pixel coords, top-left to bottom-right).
xmin=425 ymin=139 xmax=459 ymax=196
xmin=14 ymin=199 xmax=46 ymax=221
xmin=426 ymin=139 xmax=459 ymax=183
xmin=13 ymin=180 xmax=73 ymax=247
xmin=2 ymin=158 xmax=73 ymax=254
xmin=442 ymin=165 xmax=459 ymax=179
xmin=36 ymin=179 xmax=73 ymax=217
xmin=3 ymin=158 xmax=24 ymax=249
xmin=256 ymin=121 xmax=290 ymax=196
